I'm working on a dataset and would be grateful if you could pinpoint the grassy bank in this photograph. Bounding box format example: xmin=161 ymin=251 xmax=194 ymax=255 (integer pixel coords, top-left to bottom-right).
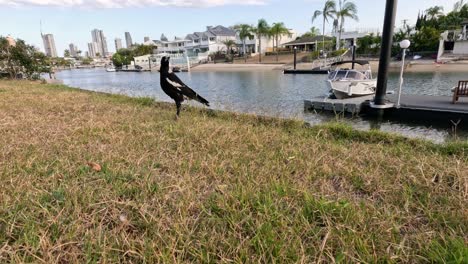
xmin=0 ymin=80 xmax=466 ymax=263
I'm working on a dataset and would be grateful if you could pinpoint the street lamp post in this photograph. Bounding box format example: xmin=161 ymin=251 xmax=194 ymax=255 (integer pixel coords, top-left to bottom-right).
xmin=396 ymin=39 xmax=411 ymax=108
xmin=293 ymin=46 xmax=297 ymax=70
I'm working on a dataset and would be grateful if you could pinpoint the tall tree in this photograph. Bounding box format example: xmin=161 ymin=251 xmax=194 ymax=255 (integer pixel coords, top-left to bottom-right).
xmin=426 ymin=6 xmax=444 ymax=20
xmin=270 ymin=22 xmax=291 ymax=62
xmin=234 ymin=24 xmax=254 ymax=62
xmin=301 ymin=27 xmax=321 ymax=38
xmin=336 ymin=0 xmax=359 ymax=50
xmin=454 ymin=0 xmax=466 ymax=12
xmin=0 ymin=37 xmax=49 ymax=79
xmin=312 ymin=0 xmax=337 ymax=51
xmin=253 ymin=19 xmax=270 ymax=63
xmin=64 ymin=49 xmax=70 ymax=57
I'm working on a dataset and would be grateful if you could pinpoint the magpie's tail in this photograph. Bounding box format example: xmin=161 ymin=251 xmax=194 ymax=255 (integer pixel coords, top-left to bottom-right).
xmin=196 ymin=94 xmax=210 ymax=107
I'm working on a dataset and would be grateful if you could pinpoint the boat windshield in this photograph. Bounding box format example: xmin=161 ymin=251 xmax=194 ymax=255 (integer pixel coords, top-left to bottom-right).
xmin=346 ymin=71 xmax=366 ymax=80
xmin=329 ymin=70 xmax=368 ymax=80
xmin=329 ymin=70 xmax=348 ymax=80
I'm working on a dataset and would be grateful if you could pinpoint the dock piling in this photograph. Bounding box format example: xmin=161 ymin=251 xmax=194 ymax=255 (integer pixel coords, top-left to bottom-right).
xmin=373 ymin=0 xmax=398 ymax=107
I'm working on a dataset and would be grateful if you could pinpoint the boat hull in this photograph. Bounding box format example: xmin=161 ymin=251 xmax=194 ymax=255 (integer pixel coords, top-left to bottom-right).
xmin=327 ymin=79 xmax=377 ymax=99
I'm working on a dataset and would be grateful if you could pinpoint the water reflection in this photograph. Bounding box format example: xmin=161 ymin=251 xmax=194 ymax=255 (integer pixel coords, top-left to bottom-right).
xmin=56 ymin=68 xmax=467 ymax=143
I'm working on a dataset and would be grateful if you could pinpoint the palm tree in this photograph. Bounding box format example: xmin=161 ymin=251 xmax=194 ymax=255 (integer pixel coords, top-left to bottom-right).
xmin=310 ymin=26 xmax=321 ymax=37
xmin=253 ymin=19 xmax=270 ymax=63
xmin=454 ymin=0 xmax=466 ymax=12
xmin=270 ymin=23 xmax=292 ymax=62
xmin=426 ymin=6 xmax=444 ymax=20
xmin=312 ymin=0 xmax=337 ymax=51
xmin=222 ymin=40 xmax=236 ymax=61
xmin=336 ymin=0 xmax=358 ymax=50
xmin=301 ymin=27 xmax=321 ymax=38
xmin=234 ymin=24 xmax=254 ymax=62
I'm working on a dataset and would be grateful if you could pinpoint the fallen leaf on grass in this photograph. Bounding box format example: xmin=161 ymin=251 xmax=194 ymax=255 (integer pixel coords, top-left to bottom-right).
xmin=87 ymin=162 xmax=102 ymax=172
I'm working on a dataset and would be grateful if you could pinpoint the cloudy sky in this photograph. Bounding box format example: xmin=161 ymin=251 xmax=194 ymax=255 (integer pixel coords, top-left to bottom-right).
xmin=0 ymin=0 xmax=458 ymax=55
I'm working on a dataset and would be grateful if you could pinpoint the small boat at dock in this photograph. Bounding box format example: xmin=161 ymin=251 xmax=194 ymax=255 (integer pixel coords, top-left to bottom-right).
xmin=327 ymin=60 xmax=377 ymax=99
xmin=106 ymin=67 xmax=116 ymax=72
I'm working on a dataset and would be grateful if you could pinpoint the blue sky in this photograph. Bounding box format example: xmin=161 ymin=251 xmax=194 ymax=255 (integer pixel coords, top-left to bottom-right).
xmin=0 ymin=0 xmax=458 ymax=55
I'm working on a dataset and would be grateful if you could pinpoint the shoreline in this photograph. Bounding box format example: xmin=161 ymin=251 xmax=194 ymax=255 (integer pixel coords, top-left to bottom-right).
xmin=189 ymin=60 xmax=468 ymax=73
xmin=191 ymin=63 xmax=284 ymax=72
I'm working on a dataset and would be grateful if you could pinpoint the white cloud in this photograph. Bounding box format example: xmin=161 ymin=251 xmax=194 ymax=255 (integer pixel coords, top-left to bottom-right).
xmin=0 ymin=0 xmax=268 ymax=8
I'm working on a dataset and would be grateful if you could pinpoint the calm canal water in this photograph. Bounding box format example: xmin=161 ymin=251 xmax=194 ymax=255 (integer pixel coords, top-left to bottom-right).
xmin=56 ymin=68 xmax=467 ymax=142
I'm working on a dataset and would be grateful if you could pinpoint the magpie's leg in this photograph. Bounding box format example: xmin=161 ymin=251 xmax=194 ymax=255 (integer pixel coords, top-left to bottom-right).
xmin=175 ymin=101 xmax=181 ymax=120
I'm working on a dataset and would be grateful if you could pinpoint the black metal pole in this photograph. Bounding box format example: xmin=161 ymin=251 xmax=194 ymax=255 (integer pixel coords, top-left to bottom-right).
xmin=293 ymin=47 xmax=297 ymax=70
xmin=374 ymin=0 xmax=398 ymax=106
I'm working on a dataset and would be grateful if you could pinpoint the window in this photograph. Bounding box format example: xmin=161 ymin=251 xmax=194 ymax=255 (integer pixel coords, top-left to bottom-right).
xmin=210 ymin=37 xmax=216 ymax=41
xmin=194 ymin=39 xmax=199 ymax=43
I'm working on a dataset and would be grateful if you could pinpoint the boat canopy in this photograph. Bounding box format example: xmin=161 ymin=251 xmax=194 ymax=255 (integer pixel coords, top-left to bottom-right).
xmin=330 ymin=60 xmax=370 ymax=67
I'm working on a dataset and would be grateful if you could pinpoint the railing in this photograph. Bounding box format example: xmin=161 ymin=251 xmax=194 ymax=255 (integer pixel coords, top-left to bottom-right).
xmin=311 ymin=49 xmax=350 ymax=69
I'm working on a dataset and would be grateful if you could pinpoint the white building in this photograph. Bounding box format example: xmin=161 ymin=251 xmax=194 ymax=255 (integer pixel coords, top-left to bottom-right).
xmin=91 ymin=29 xmax=108 ymax=57
xmin=156 ymin=37 xmax=191 ymax=54
xmin=87 ymin=42 xmax=99 ymax=58
xmin=115 ymin=38 xmax=123 ymax=51
xmin=240 ymin=30 xmax=297 ymax=55
xmin=125 ymin=32 xmax=133 ymax=48
xmin=438 ymin=20 xmax=468 ymax=61
xmin=183 ymin=26 xmax=238 ymax=56
xmin=331 ymin=28 xmax=380 ymax=49
xmin=42 ymin=33 xmax=57 ymax=57
xmin=135 ymin=25 xmax=297 ymax=61
xmin=6 ymin=35 xmax=16 ymax=47
xmin=69 ymin=43 xmax=78 ymax=57
xmin=153 ymin=25 xmax=296 ymax=56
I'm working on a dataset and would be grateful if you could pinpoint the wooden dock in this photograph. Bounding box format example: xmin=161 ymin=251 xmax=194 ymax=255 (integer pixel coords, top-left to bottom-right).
xmin=304 ymin=95 xmax=374 ymax=114
xmin=386 ymin=94 xmax=468 ymax=114
xmin=305 ymin=94 xmax=468 ymax=127
xmin=284 ymin=69 xmax=328 ymax=74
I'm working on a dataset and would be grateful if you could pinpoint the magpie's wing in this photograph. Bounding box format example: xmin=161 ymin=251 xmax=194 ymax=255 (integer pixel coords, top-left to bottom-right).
xmin=167 ymin=72 xmax=188 ymax=87
xmin=166 ymin=72 xmax=210 ymax=106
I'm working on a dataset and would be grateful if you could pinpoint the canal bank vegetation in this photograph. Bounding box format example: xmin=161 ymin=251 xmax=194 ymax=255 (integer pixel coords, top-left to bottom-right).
xmin=0 ymin=36 xmax=77 ymax=80
xmin=0 ymin=80 xmax=467 ymax=263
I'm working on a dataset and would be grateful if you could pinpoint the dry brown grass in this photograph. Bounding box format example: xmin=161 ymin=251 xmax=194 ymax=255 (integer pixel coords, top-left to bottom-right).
xmin=0 ymin=80 xmax=467 ymax=263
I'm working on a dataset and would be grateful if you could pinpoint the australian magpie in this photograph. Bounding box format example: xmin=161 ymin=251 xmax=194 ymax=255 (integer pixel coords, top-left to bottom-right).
xmin=159 ymin=56 xmax=210 ymax=118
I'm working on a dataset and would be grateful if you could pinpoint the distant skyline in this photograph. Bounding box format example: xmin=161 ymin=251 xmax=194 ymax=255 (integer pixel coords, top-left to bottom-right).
xmin=0 ymin=0 xmax=459 ymax=56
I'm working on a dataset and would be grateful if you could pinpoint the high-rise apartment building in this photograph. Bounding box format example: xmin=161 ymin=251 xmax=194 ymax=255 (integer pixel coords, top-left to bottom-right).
xmin=42 ymin=34 xmax=58 ymax=57
xmin=115 ymin=38 xmax=123 ymax=51
xmin=91 ymin=29 xmax=108 ymax=56
xmin=125 ymin=32 xmax=133 ymax=48
xmin=69 ymin=43 xmax=78 ymax=57
xmin=87 ymin=42 xmax=99 ymax=58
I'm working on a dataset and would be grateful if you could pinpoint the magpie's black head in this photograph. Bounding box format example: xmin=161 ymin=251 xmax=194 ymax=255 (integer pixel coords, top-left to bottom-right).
xmin=160 ymin=56 xmax=170 ymax=73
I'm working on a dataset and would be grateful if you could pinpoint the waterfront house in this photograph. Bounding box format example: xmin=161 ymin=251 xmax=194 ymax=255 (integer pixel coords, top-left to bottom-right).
xmin=238 ymin=30 xmax=297 ymax=55
xmin=152 ymin=25 xmax=296 ymax=57
xmin=282 ymin=35 xmax=333 ymax=51
xmin=184 ymin=26 xmax=238 ymax=56
xmin=437 ymin=20 xmax=468 ymax=62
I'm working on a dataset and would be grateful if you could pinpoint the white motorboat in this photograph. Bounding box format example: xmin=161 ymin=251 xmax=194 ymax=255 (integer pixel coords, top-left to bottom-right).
xmin=327 ymin=60 xmax=377 ymax=99
xmin=106 ymin=67 xmax=116 ymax=72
